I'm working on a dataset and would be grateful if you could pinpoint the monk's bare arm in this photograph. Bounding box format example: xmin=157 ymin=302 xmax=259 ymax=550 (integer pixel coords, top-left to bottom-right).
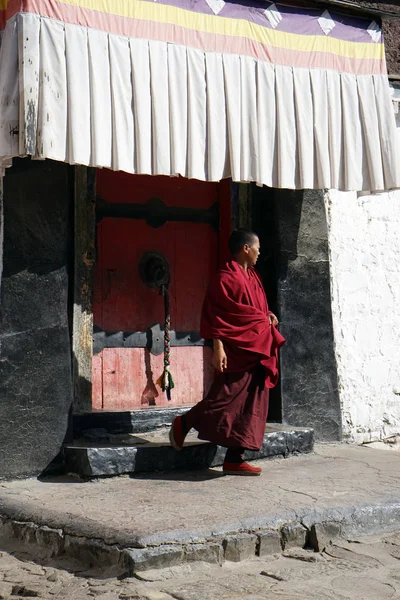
xmin=212 ymin=339 xmax=228 ymax=372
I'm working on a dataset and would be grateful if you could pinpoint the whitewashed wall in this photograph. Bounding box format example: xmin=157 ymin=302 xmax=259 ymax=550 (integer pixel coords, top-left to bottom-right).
xmin=325 ymin=188 xmax=400 ymax=443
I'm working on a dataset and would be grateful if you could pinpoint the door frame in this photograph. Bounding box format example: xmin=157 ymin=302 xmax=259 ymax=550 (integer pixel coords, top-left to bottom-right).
xmin=72 ymin=166 xmax=96 ymax=413
xmin=72 ymin=168 xmax=251 ymax=414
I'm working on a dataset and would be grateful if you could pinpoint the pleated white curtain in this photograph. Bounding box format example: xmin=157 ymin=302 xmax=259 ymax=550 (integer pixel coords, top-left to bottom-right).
xmin=0 ymin=12 xmax=399 ymax=191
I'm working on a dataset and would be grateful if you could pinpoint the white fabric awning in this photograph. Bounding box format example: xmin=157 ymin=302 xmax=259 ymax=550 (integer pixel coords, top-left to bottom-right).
xmin=0 ymin=1 xmax=399 ymax=191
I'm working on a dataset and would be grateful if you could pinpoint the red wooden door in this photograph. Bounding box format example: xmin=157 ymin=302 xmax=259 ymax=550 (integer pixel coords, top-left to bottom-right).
xmin=92 ymin=171 xmax=230 ymax=410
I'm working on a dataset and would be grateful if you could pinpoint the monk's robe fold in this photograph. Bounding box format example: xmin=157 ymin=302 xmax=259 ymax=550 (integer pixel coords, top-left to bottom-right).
xmin=200 ymin=260 xmax=285 ymax=388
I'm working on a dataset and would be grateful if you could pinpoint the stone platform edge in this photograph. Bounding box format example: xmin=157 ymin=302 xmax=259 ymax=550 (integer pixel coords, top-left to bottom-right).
xmin=1 ymin=500 xmax=400 ymax=575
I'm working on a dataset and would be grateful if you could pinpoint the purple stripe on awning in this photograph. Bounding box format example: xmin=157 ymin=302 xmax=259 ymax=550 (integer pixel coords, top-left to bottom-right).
xmin=143 ymin=0 xmax=379 ymax=44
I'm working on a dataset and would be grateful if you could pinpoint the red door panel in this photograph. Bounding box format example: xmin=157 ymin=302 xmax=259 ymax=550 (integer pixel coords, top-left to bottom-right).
xmin=94 ymin=220 xmax=216 ymax=332
xmin=97 ymin=347 xmax=213 ymax=410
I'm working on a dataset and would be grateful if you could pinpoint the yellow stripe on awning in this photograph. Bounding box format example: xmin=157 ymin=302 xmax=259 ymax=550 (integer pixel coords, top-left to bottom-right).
xmin=54 ymin=0 xmax=385 ymax=61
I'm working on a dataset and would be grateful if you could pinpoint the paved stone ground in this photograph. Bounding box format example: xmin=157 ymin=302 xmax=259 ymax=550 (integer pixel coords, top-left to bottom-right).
xmin=1 ymin=531 xmax=400 ymax=599
xmin=1 ymin=444 xmax=400 ymax=575
xmin=1 ymin=445 xmax=400 ymax=548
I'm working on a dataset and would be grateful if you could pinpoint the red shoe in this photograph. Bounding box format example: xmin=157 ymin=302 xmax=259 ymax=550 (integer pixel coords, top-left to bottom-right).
xmin=223 ymin=461 xmax=262 ymax=476
xmin=169 ymin=416 xmax=186 ymax=451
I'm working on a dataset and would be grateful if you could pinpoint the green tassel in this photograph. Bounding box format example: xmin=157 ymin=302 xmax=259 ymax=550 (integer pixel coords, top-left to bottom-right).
xmin=156 ymin=368 xmax=174 ymax=394
xmin=168 ymin=370 xmax=175 ymax=391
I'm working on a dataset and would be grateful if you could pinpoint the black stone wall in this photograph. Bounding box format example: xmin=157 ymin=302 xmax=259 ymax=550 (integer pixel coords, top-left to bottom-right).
xmin=273 ymin=189 xmax=342 ymax=441
xmin=0 ymin=159 xmax=73 ymax=479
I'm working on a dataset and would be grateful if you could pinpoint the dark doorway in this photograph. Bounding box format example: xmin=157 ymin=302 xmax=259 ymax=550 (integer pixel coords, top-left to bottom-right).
xmin=251 ymin=184 xmax=282 ymax=423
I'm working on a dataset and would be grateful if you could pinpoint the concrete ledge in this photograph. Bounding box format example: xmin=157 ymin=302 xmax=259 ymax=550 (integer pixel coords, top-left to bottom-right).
xmin=2 ymin=502 xmax=400 ymax=575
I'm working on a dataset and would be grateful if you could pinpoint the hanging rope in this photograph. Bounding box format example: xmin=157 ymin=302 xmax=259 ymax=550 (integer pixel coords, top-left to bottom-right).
xmin=156 ymin=283 xmax=174 ymax=400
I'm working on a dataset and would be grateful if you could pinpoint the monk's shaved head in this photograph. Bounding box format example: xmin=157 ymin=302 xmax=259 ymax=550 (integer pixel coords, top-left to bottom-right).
xmin=228 ymin=228 xmax=259 ymax=257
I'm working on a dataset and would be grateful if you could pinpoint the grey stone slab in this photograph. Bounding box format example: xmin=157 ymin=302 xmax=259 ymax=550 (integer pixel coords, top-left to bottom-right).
xmin=64 ymin=443 xmax=217 ymax=477
xmin=209 ymin=445 xmax=227 ymax=467
xmin=183 ymin=543 xmax=223 ymax=564
xmin=74 ymin=407 xmax=189 ymax=436
xmin=285 ymin=428 xmax=314 ymax=454
xmin=329 ymin=503 xmax=400 ymax=539
xmin=257 ymin=530 xmax=282 ymax=557
xmin=1 ymin=520 xmax=38 ymax=546
xmin=309 ymin=521 xmax=343 ymax=552
xmin=122 ymin=546 xmax=183 ymax=573
xmin=281 ymin=523 xmax=308 ymax=549
xmin=63 ymin=536 xmax=122 ymax=570
xmin=223 ymin=533 xmax=257 ymax=562
xmin=35 ymin=526 xmax=64 ymax=556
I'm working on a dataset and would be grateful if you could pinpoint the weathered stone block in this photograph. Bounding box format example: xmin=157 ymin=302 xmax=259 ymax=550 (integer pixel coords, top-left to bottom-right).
xmin=285 ymin=429 xmax=314 ymax=455
xmin=281 ymin=523 xmax=307 ymax=549
xmin=184 ymin=543 xmax=223 ymax=564
xmin=309 ymin=522 xmax=342 ymax=552
xmin=9 ymin=520 xmax=38 ymax=545
xmin=0 ymin=519 xmax=13 ymax=541
xmin=257 ymin=530 xmax=282 ymax=557
xmin=35 ymin=526 xmax=64 ymax=556
xmin=63 ymin=535 xmax=121 ymax=569
xmin=122 ymin=545 xmax=183 ymax=573
xmin=223 ymin=533 xmax=257 ymax=562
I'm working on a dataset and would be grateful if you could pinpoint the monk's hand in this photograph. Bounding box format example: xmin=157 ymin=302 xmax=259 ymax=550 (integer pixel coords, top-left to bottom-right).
xmin=269 ymin=313 xmax=279 ymax=327
xmin=212 ymin=339 xmax=228 ymax=372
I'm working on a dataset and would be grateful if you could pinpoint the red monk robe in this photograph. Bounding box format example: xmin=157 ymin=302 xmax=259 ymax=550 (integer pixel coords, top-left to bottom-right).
xmin=183 ymin=260 xmax=285 ymax=451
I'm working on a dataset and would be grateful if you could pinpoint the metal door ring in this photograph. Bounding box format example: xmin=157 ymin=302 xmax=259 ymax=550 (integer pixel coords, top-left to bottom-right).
xmin=139 ymin=252 xmax=171 ymax=289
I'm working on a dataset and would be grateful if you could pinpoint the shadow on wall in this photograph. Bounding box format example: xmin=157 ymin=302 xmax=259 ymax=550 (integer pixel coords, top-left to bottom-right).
xmin=250 ymin=185 xmax=305 ymax=424
xmin=141 ymin=347 xmax=158 ymax=406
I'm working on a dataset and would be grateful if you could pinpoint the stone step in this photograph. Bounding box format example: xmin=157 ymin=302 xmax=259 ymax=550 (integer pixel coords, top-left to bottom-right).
xmin=73 ymin=407 xmax=192 ymax=436
xmin=63 ymin=425 xmax=314 ymax=478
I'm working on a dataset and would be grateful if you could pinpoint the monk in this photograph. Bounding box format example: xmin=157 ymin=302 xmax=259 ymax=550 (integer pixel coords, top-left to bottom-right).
xmin=169 ymin=228 xmax=285 ymax=476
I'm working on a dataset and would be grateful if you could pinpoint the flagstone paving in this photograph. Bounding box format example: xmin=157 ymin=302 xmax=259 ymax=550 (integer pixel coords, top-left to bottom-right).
xmin=1 ymin=531 xmax=400 ymax=599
